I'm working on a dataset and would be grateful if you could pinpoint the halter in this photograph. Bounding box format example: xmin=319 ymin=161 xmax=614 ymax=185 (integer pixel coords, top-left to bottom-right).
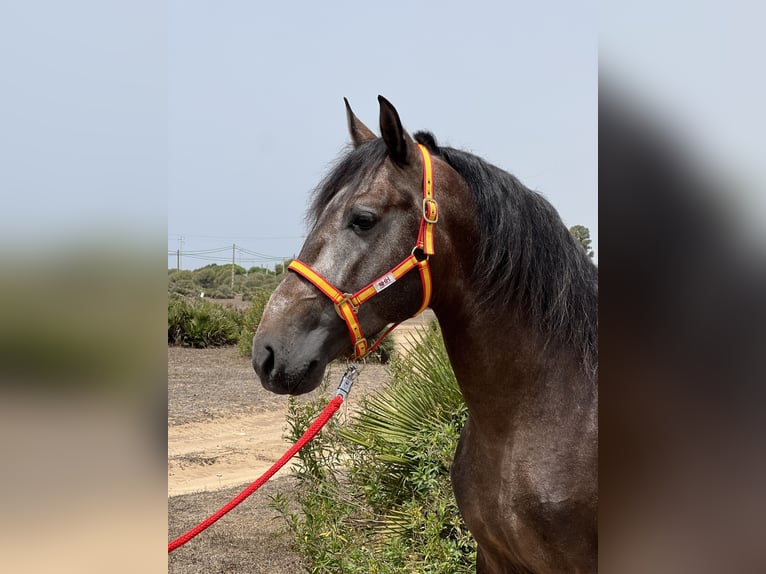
xmin=288 ymin=144 xmax=438 ymax=360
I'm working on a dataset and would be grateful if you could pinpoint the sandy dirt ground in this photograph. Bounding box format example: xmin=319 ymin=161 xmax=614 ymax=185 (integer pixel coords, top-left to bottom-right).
xmin=168 ymin=411 xmax=290 ymax=495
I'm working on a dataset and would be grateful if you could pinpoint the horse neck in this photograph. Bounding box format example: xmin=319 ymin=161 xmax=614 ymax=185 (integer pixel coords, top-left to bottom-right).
xmin=432 ymin=291 xmax=591 ymax=437
xmin=425 ymin=156 xmax=595 ymax=435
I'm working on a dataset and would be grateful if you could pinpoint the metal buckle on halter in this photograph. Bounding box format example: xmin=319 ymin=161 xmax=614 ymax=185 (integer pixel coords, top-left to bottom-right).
xmin=334 ymin=293 xmax=358 ymax=319
xmin=353 ymin=338 xmax=368 ymax=359
xmin=422 ymin=197 xmax=439 ymax=224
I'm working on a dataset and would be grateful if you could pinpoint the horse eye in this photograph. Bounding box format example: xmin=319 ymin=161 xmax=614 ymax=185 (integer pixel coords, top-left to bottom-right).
xmin=350 ymin=211 xmax=377 ymax=232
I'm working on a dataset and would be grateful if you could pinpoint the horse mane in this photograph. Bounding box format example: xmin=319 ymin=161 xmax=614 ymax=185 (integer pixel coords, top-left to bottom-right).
xmin=306 ymin=133 xmax=598 ymax=377
xmin=415 ymin=131 xmax=598 ymax=378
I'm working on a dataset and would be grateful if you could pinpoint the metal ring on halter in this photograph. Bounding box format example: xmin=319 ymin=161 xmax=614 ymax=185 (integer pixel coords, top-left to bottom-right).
xmin=333 ymin=293 xmax=358 ymax=319
xmin=411 ymin=245 xmax=429 ymax=262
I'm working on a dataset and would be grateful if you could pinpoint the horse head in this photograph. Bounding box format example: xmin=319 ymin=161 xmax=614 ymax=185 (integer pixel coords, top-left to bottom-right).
xmin=252 ymin=97 xmax=462 ymax=394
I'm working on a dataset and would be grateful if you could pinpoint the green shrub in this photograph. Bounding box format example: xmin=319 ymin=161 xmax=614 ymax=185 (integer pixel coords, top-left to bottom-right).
xmin=168 ymin=270 xmax=200 ymax=297
xmin=168 ymin=279 xmax=196 ymax=297
xmin=237 ymin=290 xmax=271 ymax=357
xmin=195 ymin=267 xmax=218 ymax=289
xmin=206 ymin=285 xmax=234 ymax=299
xmin=167 ymin=297 xmax=242 ymax=348
xmin=168 ymin=263 xmax=287 ymax=299
xmin=242 ymin=274 xmax=284 ymax=298
xmin=272 ymin=324 xmax=475 ymax=573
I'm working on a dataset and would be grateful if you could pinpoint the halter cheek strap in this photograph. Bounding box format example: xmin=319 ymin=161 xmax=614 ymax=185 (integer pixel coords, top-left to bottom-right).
xmin=288 ymin=144 xmax=437 ymax=360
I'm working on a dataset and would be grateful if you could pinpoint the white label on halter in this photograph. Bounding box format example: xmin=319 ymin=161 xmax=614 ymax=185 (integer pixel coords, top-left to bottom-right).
xmin=373 ymin=272 xmax=396 ymax=293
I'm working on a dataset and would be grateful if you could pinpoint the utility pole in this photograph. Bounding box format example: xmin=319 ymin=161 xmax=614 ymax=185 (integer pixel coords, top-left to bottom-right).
xmin=176 ymin=249 xmax=180 ymax=271
xmin=231 ymin=243 xmax=236 ymax=290
xmin=177 ymin=236 xmax=184 ymax=270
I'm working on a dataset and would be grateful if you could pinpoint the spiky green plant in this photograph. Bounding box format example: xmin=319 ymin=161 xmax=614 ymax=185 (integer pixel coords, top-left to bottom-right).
xmin=275 ymin=323 xmax=476 ymax=573
xmin=167 ymin=297 xmax=242 ymax=347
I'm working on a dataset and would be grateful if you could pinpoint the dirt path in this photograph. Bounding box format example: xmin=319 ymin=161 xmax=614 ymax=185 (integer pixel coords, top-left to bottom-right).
xmin=169 ymin=410 xmax=291 ymax=496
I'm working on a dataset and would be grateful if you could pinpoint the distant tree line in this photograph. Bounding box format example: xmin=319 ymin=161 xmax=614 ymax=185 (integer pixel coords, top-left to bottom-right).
xmin=168 ymin=262 xmax=291 ymax=300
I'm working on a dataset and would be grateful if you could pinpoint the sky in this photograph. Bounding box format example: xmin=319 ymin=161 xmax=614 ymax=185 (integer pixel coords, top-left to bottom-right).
xmin=0 ymin=2 xmax=166 ymax=251
xmin=0 ymin=2 xmax=596 ymax=267
xmin=600 ymin=1 xmax=766 ymax=244
xmin=167 ymin=1 xmax=598 ymax=269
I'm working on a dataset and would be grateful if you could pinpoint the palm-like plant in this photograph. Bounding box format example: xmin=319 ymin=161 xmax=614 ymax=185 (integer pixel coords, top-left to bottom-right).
xmin=167 ymin=297 xmax=242 ymax=347
xmin=280 ymin=322 xmax=476 ymax=572
xmin=342 ymin=322 xmax=466 ymax=501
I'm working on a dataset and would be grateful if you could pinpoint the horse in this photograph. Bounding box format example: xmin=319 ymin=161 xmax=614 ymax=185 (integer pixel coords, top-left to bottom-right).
xmin=252 ymin=96 xmax=598 ymax=573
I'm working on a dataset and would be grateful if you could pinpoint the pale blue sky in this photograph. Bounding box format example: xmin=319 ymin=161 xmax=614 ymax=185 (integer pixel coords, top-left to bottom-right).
xmin=1 ymin=2 xmax=166 ymax=251
xmin=0 ymin=2 xmax=597 ymax=266
xmin=168 ymin=1 xmax=597 ymax=268
xmin=601 ymin=1 xmax=766 ymax=244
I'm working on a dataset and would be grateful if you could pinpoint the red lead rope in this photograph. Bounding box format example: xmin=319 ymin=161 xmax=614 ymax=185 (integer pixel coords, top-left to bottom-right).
xmin=168 ymin=393 xmax=345 ymax=553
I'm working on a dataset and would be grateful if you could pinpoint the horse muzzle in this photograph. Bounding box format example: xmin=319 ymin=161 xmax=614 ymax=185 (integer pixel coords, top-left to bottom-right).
xmin=252 ymin=335 xmax=329 ymax=395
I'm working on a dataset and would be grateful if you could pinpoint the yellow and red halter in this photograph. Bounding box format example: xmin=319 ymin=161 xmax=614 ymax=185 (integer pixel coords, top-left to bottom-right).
xmin=288 ymin=144 xmax=438 ymax=360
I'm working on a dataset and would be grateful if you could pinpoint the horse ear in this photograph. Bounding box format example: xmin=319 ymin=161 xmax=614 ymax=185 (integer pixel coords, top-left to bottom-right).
xmin=344 ymin=97 xmax=376 ymax=147
xmin=378 ymin=95 xmax=413 ymax=165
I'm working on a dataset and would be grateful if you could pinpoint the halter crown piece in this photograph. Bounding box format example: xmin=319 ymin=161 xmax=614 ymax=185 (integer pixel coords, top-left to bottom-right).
xmin=288 ymin=144 xmax=437 ymax=360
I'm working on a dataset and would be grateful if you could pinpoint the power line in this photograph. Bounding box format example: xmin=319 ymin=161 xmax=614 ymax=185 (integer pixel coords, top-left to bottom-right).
xmin=167 ymin=246 xmax=232 ymax=255
xmin=168 ymin=233 xmax=305 ymax=241
xmin=168 ymin=242 xmax=294 ymax=270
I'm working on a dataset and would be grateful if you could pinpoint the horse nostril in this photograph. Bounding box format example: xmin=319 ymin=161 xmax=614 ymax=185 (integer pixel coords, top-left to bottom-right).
xmin=253 ymin=343 xmax=276 ymax=381
xmin=263 ymin=345 xmax=275 ymax=376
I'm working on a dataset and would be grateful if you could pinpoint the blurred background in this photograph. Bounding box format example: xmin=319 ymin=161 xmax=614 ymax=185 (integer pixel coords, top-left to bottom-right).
xmin=0 ymin=1 xmax=167 ymax=571
xmin=600 ymin=1 xmax=766 ymax=572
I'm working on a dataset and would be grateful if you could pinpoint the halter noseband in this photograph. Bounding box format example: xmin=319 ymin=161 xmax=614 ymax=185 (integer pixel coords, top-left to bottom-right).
xmin=288 ymin=144 xmax=438 ymax=360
